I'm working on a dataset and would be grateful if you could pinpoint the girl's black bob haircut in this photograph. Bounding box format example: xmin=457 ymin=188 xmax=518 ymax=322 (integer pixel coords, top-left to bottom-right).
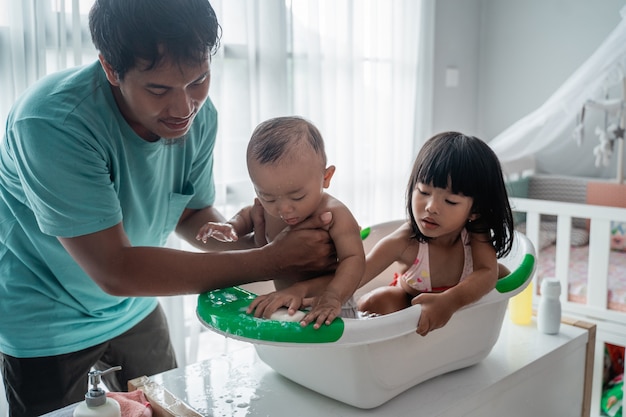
xmin=406 ymin=131 xmax=514 ymax=258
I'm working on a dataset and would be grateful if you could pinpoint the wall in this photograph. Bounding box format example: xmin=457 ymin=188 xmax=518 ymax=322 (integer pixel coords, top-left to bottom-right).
xmin=430 ymin=0 xmax=482 ymax=137
xmin=431 ymin=0 xmax=625 ymax=178
xmin=477 ymin=0 xmax=624 ymax=140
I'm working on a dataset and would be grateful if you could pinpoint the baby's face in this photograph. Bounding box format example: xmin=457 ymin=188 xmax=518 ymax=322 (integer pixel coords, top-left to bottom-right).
xmin=249 ymin=154 xmax=331 ymax=226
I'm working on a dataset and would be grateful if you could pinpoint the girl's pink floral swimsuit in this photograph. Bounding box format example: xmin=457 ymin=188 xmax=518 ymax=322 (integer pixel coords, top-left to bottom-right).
xmin=392 ymin=229 xmax=473 ymax=292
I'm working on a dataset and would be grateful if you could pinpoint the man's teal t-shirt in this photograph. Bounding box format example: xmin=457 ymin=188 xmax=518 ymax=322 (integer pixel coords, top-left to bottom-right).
xmin=0 ymin=62 xmax=217 ymax=357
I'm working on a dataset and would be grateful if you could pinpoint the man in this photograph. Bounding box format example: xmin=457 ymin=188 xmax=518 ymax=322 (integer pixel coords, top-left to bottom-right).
xmin=0 ymin=1 xmax=334 ymax=415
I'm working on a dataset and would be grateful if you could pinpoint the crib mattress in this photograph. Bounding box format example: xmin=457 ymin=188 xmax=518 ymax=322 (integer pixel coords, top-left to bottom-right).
xmin=536 ymin=244 xmax=626 ymax=312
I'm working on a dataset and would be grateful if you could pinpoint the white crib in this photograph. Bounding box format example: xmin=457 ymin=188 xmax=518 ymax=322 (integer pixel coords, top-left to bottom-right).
xmin=510 ymin=195 xmax=626 ymax=416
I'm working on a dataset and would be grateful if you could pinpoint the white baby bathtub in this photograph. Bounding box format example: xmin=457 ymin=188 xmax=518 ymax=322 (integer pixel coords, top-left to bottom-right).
xmin=197 ymin=220 xmax=536 ymax=409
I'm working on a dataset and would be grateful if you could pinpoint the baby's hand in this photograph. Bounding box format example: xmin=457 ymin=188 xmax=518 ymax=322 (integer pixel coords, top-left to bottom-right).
xmin=246 ymin=289 xmax=306 ymax=319
xmin=196 ymin=222 xmax=238 ymax=243
xmin=300 ymin=291 xmax=342 ymax=329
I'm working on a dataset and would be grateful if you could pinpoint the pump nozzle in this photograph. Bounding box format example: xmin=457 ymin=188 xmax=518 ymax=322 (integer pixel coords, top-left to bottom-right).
xmin=84 ymin=366 xmax=122 ymax=407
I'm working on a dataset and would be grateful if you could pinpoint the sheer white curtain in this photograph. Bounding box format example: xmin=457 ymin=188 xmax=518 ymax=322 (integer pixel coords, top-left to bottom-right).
xmin=0 ymin=0 xmax=96 ymax=131
xmin=291 ymin=1 xmax=426 ymax=225
xmin=1 ymin=0 xmax=430 ymax=224
xmin=0 ymin=0 xmax=433 ymax=368
xmin=209 ymin=0 xmax=430 ymax=227
xmin=174 ymin=0 xmax=433 ymax=365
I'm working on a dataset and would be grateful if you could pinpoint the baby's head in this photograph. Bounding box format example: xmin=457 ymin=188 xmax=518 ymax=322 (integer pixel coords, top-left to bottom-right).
xmin=406 ymin=131 xmax=514 ymax=257
xmin=247 ymin=117 xmax=335 ymax=226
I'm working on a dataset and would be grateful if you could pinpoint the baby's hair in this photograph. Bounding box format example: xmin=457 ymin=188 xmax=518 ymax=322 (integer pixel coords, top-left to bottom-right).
xmin=247 ymin=116 xmax=327 ymax=165
xmin=406 ymin=131 xmax=514 ymax=258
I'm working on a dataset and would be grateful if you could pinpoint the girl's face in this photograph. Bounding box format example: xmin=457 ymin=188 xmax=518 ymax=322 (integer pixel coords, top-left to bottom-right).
xmin=248 ymin=152 xmax=335 ymax=226
xmin=411 ymin=182 xmax=477 ymax=240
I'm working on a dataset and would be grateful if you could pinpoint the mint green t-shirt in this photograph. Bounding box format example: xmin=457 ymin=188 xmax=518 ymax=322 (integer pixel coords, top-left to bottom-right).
xmin=0 ymin=62 xmax=217 ymax=357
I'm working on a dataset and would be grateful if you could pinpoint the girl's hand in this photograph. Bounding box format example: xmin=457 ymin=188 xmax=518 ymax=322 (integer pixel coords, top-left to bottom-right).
xmin=299 ymin=291 xmax=342 ymax=330
xmin=246 ymin=287 xmax=307 ymax=319
xmin=196 ymin=222 xmax=238 ymax=243
xmin=411 ymin=292 xmax=456 ymax=336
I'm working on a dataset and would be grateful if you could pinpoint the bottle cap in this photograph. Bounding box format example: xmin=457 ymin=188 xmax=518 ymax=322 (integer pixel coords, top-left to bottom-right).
xmin=540 ymin=278 xmax=561 ymax=298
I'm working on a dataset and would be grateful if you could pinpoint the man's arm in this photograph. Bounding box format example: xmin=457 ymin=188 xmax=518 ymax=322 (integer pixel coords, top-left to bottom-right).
xmin=58 ymin=211 xmax=335 ymax=297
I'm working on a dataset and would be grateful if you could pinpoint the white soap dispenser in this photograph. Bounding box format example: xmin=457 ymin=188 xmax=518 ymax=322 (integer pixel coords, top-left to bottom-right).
xmin=73 ymin=366 xmax=122 ymax=417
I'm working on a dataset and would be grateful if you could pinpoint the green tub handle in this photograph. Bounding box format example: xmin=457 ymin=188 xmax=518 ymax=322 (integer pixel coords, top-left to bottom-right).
xmin=495 ymin=253 xmax=535 ymax=293
xmin=197 ymin=286 xmax=345 ymax=344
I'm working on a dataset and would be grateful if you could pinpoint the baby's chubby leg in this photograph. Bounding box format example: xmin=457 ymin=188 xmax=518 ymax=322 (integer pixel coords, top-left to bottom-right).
xmin=357 ymin=286 xmax=412 ymax=316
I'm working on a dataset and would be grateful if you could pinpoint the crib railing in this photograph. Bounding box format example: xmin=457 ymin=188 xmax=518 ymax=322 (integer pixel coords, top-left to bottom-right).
xmin=510 ymin=197 xmax=626 ymax=417
xmin=509 ymin=197 xmax=626 ymax=321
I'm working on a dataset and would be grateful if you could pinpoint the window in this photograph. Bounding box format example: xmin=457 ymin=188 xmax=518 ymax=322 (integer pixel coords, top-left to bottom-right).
xmin=0 ymin=0 xmax=431 ymax=366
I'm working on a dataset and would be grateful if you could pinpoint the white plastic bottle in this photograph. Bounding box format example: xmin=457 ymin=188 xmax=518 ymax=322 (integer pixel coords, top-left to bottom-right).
xmin=73 ymin=366 xmax=122 ymax=417
xmin=538 ymin=278 xmax=561 ymax=335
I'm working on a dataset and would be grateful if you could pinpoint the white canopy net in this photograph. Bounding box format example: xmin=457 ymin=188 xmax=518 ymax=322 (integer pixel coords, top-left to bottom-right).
xmin=489 ymin=7 xmax=626 ymax=181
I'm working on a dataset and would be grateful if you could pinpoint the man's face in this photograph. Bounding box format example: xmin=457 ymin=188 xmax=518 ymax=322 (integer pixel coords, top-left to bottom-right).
xmin=100 ymin=55 xmax=210 ymax=141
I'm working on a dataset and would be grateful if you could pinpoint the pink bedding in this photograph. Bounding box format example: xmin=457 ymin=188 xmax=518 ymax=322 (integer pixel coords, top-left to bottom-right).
xmin=536 ymin=244 xmax=626 ymax=312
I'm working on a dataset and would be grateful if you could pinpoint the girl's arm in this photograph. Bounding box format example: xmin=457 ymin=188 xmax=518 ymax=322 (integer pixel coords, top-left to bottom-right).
xmin=359 ymin=222 xmax=413 ymax=288
xmin=442 ymin=232 xmax=499 ymax=308
xmin=412 ymin=232 xmax=498 ymax=336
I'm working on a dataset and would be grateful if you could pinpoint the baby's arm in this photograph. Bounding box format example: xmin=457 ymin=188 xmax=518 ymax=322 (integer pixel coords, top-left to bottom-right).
xmin=196 ymin=199 xmax=267 ymax=245
xmin=300 ymin=205 xmax=365 ymax=329
xmin=196 ymin=221 xmax=239 ymax=243
xmin=248 ymin=223 xmax=410 ymax=323
xmin=246 ymin=274 xmax=334 ymax=318
xmin=412 ymin=232 xmax=498 ymax=336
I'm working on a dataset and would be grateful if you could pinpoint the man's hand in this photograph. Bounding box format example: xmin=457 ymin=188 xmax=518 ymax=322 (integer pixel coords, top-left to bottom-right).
xmin=267 ymin=212 xmax=337 ymax=275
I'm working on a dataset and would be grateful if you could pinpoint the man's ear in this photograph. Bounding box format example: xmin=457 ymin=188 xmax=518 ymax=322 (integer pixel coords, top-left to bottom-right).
xmin=323 ymin=165 xmax=336 ymax=188
xmin=98 ymin=54 xmax=121 ymax=86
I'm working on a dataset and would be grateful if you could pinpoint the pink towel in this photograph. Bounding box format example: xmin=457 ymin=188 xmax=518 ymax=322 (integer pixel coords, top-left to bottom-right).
xmin=106 ymin=391 xmax=153 ymax=417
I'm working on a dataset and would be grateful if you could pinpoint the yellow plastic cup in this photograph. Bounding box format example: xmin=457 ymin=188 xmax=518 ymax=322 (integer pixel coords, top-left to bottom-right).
xmin=509 ymin=281 xmax=533 ymax=325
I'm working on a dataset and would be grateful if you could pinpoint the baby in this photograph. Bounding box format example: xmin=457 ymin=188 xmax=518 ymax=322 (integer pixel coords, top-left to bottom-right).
xmin=197 ymin=116 xmax=365 ymax=329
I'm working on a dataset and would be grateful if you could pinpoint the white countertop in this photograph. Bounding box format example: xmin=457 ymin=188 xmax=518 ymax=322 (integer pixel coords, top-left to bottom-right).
xmin=150 ymin=316 xmax=589 ymax=417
